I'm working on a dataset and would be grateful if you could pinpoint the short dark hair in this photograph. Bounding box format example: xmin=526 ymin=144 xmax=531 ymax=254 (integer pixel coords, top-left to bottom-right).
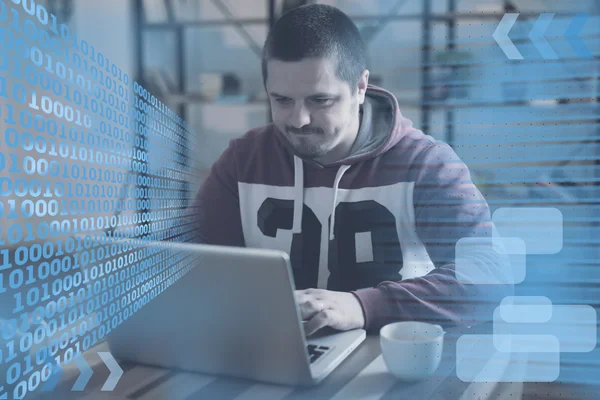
xmin=261 ymin=4 xmax=367 ymax=92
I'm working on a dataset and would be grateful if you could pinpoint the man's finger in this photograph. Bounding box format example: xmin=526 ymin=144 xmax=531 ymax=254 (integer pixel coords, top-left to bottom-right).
xmin=295 ymin=293 xmax=323 ymax=320
xmin=304 ymin=309 xmax=329 ymax=336
xmin=300 ymin=299 xmax=321 ymax=320
xmin=294 ymin=291 xmax=312 ymax=308
xmin=297 ymin=302 xmax=309 ymax=320
xmin=294 ymin=291 xmax=308 ymax=318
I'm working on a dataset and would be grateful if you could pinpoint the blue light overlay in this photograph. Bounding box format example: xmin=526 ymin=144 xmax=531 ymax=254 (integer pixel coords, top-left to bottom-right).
xmin=0 ymin=0 xmax=200 ymax=398
xmin=0 ymin=0 xmax=599 ymax=398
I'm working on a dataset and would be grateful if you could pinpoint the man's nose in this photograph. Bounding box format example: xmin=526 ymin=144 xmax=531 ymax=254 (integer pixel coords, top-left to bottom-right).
xmin=288 ymin=104 xmax=311 ymax=129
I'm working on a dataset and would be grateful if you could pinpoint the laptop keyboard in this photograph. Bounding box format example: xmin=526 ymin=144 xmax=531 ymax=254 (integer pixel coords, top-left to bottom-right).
xmin=307 ymin=344 xmax=331 ymax=364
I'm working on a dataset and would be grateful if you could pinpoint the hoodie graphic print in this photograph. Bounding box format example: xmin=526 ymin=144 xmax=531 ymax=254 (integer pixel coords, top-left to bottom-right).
xmin=187 ymin=85 xmax=513 ymax=332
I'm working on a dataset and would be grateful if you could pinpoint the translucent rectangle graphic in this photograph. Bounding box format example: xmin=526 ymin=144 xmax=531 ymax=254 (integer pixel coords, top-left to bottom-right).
xmin=492 ymin=207 xmax=563 ymax=254
xmin=501 ymin=296 xmax=552 ymax=307
xmin=493 ymin=334 xmax=559 ymax=353
xmin=493 ymin=305 xmax=597 ymax=352
xmin=498 ymin=302 xmax=553 ymax=324
xmin=492 ymin=236 xmax=527 ymax=256
xmin=457 ymin=335 xmax=560 ymax=382
xmin=455 ymin=237 xmax=525 ymax=284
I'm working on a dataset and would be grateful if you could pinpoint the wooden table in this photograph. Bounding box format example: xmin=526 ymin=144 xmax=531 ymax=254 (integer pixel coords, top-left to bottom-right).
xmin=35 ymin=322 xmax=525 ymax=400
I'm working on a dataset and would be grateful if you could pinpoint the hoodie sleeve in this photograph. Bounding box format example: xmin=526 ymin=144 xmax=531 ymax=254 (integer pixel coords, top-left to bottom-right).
xmin=352 ymin=142 xmax=514 ymax=332
xmin=185 ymin=139 xmax=245 ymax=246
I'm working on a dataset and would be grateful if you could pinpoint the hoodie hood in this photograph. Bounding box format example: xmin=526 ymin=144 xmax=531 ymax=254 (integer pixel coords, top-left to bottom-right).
xmin=344 ymin=84 xmax=404 ymax=164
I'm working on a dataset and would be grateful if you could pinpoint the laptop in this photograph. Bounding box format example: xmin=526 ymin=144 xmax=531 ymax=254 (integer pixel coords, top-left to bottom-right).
xmin=106 ymin=241 xmax=366 ymax=386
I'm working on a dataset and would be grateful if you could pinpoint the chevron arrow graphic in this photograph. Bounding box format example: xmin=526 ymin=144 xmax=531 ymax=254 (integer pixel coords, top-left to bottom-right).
xmin=72 ymin=353 xmax=93 ymax=391
xmin=565 ymin=13 xmax=593 ymax=59
xmin=529 ymin=13 xmax=558 ymax=59
xmin=42 ymin=361 xmax=64 ymax=391
xmin=493 ymin=13 xmax=523 ymax=60
xmin=98 ymin=352 xmax=123 ymax=391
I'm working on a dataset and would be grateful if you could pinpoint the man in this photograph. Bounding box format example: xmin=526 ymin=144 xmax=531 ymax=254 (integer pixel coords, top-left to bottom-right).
xmin=187 ymin=4 xmax=513 ymax=336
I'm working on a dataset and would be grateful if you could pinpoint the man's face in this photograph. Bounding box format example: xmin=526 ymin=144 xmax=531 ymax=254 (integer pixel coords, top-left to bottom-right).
xmin=266 ymin=57 xmax=367 ymax=162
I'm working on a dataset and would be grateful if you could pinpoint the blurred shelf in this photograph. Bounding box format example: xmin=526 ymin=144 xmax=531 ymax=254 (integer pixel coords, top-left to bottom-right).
xmin=141 ymin=11 xmax=588 ymax=28
xmin=166 ymin=93 xmax=268 ymax=105
xmin=144 ymin=18 xmax=268 ymax=28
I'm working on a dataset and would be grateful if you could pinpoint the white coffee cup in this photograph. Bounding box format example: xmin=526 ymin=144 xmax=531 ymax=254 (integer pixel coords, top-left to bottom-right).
xmin=380 ymin=321 xmax=446 ymax=380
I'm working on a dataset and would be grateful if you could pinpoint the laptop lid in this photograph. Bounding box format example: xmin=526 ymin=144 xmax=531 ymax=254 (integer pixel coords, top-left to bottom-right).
xmin=106 ymin=241 xmax=315 ymax=386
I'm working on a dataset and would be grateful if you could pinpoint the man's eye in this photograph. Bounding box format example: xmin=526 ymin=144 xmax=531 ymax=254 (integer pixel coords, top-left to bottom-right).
xmin=312 ymin=98 xmax=332 ymax=105
xmin=275 ymin=98 xmax=290 ymax=104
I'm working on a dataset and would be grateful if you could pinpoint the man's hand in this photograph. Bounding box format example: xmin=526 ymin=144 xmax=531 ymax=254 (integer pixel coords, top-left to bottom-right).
xmin=294 ymin=289 xmax=365 ymax=336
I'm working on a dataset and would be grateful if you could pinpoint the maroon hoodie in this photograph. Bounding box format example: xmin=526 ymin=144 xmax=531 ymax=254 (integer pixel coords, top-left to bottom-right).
xmin=187 ymin=84 xmax=514 ymax=332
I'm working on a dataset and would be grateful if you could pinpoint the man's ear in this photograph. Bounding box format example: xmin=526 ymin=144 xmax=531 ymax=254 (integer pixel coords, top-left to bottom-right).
xmin=357 ymin=69 xmax=369 ymax=104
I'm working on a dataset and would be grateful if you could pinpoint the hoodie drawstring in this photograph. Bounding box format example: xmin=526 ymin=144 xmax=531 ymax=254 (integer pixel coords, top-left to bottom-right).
xmin=330 ymin=164 xmax=351 ymax=239
xmin=292 ymin=156 xmax=304 ymax=234
xmin=292 ymin=155 xmax=351 ymax=239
